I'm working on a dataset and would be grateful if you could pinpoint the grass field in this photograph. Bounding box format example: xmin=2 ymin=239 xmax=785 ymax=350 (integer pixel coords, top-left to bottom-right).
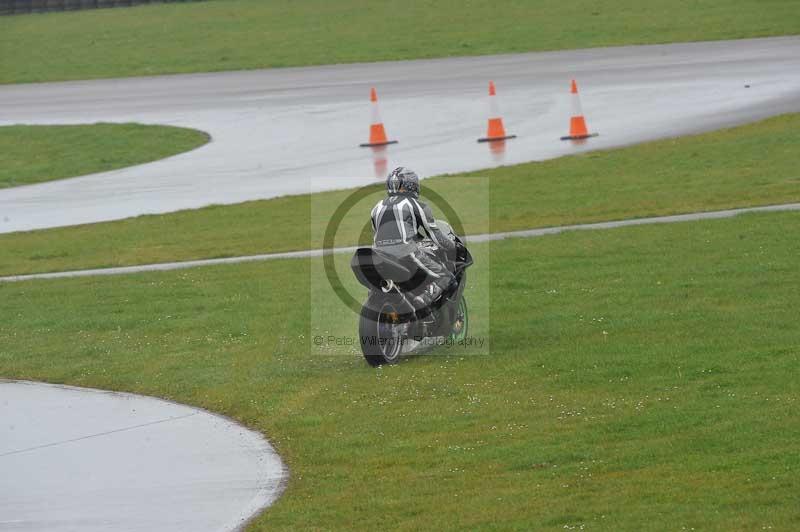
xmin=4 ymin=2 xmax=798 ymax=528
xmin=2 ymin=113 xmax=798 ymax=277
xmin=2 ymin=210 xmax=798 ymax=530
xmin=1 ymin=0 xmax=798 ymax=84
xmin=0 ymin=123 xmax=209 ymax=189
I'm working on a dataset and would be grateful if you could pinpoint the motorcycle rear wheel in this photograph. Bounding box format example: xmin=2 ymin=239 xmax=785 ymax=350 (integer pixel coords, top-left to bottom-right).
xmin=359 ymin=297 xmax=406 ymax=366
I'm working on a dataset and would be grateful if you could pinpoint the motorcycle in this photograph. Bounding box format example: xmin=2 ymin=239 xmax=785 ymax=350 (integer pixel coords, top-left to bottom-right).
xmin=350 ymin=222 xmax=473 ymax=366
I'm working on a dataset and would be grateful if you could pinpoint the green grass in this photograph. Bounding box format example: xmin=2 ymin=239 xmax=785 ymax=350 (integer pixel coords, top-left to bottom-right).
xmin=1 ymin=210 xmax=798 ymax=530
xmin=1 ymin=0 xmax=798 ymax=84
xmin=2 ymin=113 xmax=799 ymax=277
xmin=0 ymin=123 xmax=209 ymax=189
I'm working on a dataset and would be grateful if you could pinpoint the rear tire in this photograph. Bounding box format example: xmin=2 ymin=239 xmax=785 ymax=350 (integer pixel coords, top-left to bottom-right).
xmin=359 ymin=295 xmax=406 ymax=366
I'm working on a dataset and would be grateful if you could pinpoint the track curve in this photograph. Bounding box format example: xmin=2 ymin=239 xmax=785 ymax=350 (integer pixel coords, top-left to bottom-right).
xmin=0 ymin=380 xmax=286 ymax=531
xmin=0 ymin=36 xmax=799 ymax=233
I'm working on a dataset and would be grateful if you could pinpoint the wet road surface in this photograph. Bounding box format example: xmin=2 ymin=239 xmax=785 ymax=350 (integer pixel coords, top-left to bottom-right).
xmin=0 ymin=380 xmax=285 ymax=531
xmin=0 ymin=37 xmax=798 ymax=233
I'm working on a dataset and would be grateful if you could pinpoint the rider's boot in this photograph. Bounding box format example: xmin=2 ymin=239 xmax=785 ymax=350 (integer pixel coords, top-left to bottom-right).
xmin=412 ymin=282 xmax=444 ymax=309
xmin=412 ymin=276 xmax=457 ymax=310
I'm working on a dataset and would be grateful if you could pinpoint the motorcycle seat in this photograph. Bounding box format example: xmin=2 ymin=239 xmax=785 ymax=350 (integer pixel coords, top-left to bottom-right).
xmin=351 ymin=247 xmax=428 ymax=291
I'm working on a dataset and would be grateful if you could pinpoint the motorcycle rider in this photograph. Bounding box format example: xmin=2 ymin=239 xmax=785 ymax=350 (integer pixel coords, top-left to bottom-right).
xmin=370 ymin=167 xmax=455 ymax=309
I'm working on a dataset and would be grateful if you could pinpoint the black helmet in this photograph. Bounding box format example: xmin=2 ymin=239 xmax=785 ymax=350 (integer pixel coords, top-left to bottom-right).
xmin=386 ymin=167 xmax=420 ymax=198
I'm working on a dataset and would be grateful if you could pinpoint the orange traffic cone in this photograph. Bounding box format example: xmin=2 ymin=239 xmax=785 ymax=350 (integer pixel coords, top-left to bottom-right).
xmin=359 ymin=87 xmax=398 ymax=147
xmin=478 ymin=81 xmax=516 ymax=142
xmin=560 ymin=79 xmax=598 ymax=141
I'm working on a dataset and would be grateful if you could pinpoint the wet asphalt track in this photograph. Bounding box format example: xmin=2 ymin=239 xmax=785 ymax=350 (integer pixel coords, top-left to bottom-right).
xmin=0 ymin=380 xmax=285 ymax=532
xmin=1 ymin=36 xmax=799 ymax=234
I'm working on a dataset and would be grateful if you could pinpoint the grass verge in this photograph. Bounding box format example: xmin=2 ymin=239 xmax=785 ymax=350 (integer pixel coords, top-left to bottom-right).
xmin=0 ymin=123 xmax=209 ymax=189
xmin=1 ymin=0 xmax=798 ymax=84
xmin=1 ymin=211 xmax=798 ymax=530
xmin=1 ymin=113 xmax=799 ymax=276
